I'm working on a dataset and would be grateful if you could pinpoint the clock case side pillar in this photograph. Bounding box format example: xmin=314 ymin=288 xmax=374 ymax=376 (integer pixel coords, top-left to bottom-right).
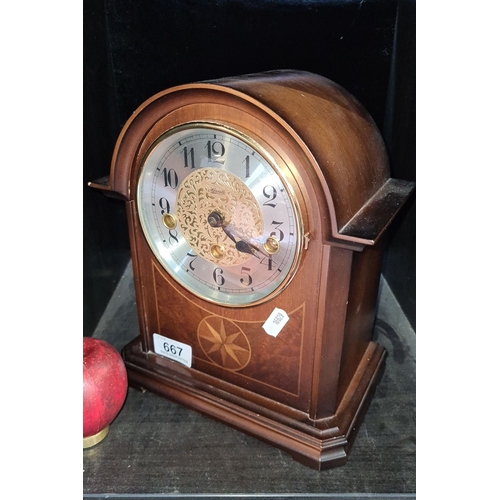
xmin=337 ymin=237 xmax=387 ymax=407
xmin=307 ymin=237 xmax=388 ymax=423
xmin=309 ymin=244 xmax=352 ymax=420
xmin=125 ymin=199 xmax=152 ymax=354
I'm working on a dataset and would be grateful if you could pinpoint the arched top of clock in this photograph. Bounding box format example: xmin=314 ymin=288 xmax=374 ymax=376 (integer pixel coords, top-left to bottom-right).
xmin=91 ymin=70 xmax=413 ymax=249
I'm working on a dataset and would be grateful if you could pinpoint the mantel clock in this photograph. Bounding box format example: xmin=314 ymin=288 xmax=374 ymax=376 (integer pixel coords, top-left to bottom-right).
xmin=90 ymin=70 xmax=414 ymax=470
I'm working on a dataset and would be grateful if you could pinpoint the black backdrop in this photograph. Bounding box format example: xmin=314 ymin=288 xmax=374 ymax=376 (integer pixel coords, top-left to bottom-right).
xmin=83 ymin=0 xmax=415 ymax=336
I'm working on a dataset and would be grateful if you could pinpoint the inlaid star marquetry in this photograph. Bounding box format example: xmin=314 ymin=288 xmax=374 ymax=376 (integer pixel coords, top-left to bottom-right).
xmin=197 ymin=316 xmax=251 ymax=371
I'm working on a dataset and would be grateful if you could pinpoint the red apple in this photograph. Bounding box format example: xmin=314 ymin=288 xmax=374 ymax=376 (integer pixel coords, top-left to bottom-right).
xmin=83 ymin=337 xmax=128 ymax=447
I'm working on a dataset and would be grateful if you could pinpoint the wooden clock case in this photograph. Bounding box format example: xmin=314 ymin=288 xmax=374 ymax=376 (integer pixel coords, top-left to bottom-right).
xmin=90 ymin=70 xmax=414 ymax=470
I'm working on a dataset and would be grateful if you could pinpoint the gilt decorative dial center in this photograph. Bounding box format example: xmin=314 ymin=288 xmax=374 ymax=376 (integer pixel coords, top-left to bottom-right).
xmin=176 ymin=168 xmax=264 ymax=266
xmin=197 ymin=316 xmax=251 ymax=371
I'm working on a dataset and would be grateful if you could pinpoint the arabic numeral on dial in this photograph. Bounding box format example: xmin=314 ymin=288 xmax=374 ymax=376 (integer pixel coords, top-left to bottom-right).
xmin=243 ymin=155 xmax=251 ymax=178
xmin=205 ymin=140 xmax=225 ymax=164
xmin=240 ymin=267 xmax=253 ymax=286
xmin=183 ymin=146 xmax=195 ymax=168
xmin=270 ymin=220 xmax=285 ymax=241
xmin=169 ymin=229 xmax=179 ymax=245
xmin=263 ymin=185 xmax=277 ymax=207
xmin=187 ymin=251 xmax=197 ymax=271
xmin=162 ymin=168 xmax=179 ymax=188
xmin=159 ymin=197 xmax=170 ymax=214
xmin=261 ymin=255 xmax=276 ymax=271
xmin=213 ymin=268 xmax=225 ymax=286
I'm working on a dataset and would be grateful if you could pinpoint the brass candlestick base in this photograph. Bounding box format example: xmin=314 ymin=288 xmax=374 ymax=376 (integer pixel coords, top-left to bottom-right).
xmin=83 ymin=426 xmax=109 ymax=449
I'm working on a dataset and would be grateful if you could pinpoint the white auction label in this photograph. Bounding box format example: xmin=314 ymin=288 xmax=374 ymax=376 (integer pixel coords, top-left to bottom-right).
xmin=153 ymin=333 xmax=192 ymax=368
xmin=262 ymin=307 xmax=290 ymax=337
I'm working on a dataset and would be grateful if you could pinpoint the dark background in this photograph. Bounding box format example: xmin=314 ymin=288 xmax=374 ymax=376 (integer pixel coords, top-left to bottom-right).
xmin=83 ymin=0 xmax=415 ymax=337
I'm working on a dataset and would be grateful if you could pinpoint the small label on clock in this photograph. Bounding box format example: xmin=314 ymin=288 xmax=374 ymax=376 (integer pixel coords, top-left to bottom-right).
xmin=262 ymin=308 xmax=290 ymax=337
xmin=153 ymin=333 xmax=192 ymax=368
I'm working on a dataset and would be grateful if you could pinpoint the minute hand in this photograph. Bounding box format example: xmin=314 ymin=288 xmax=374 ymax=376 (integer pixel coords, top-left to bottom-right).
xmin=224 ymin=225 xmax=268 ymax=258
xmin=235 ymin=239 xmax=267 ymax=258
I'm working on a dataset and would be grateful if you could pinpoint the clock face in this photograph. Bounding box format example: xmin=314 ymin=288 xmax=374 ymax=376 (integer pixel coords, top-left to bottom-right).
xmin=136 ymin=123 xmax=303 ymax=307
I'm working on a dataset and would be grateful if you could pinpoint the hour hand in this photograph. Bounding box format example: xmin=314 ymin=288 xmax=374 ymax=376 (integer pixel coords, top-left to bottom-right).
xmin=235 ymin=240 xmax=265 ymax=258
xmin=222 ymin=225 xmax=237 ymax=244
